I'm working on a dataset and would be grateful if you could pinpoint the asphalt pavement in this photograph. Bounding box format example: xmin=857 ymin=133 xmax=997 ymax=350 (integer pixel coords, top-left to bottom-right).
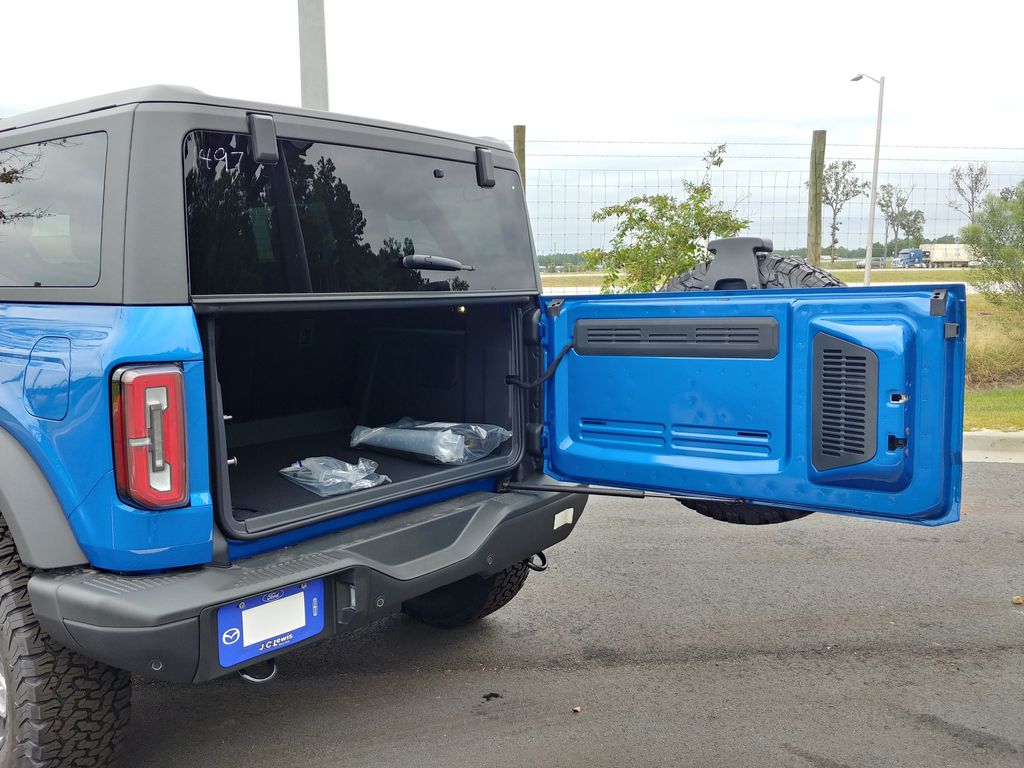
xmin=123 ymin=462 xmax=1024 ymax=767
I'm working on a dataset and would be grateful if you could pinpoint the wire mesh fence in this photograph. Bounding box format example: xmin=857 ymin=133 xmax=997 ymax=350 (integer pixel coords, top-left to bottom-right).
xmin=519 ymin=138 xmax=1024 ymax=294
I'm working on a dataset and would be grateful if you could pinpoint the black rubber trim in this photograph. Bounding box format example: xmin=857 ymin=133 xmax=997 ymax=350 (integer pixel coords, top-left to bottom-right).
xmin=574 ymin=317 xmax=779 ymax=359
xmin=190 ymin=292 xmax=538 ymax=314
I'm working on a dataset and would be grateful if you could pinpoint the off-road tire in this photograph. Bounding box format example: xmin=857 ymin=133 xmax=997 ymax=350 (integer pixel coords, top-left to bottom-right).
xmin=0 ymin=517 xmax=131 ymax=767
xmin=663 ymin=252 xmax=844 ymax=526
xmin=402 ymin=561 xmax=530 ymax=628
xmin=662 ymin=252 xmax=844 ymax=293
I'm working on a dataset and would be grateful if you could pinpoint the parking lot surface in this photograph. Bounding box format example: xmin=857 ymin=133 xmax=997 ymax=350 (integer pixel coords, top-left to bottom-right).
xmin=125 ymin=463 xmax=1024 ymax=767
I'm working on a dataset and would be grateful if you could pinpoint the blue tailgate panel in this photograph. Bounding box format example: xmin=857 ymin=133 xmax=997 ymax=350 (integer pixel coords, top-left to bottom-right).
xmin=542 ymin=285 xmax=966 ymax=525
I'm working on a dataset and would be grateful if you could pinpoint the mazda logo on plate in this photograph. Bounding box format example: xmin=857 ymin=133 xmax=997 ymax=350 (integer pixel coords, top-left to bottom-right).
xmin=222 ymin=628 xmax=241 ymax=645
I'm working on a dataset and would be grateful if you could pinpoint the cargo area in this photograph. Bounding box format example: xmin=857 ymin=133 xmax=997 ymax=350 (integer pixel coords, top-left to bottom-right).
xmin=204 ymin=302 xmax=524 ymax=536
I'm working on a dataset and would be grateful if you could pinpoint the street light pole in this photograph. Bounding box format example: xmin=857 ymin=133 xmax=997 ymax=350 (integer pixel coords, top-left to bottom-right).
xmin=297 ymin=0 xmax=329 ymax=111
xmin=853 ymin=73 xmax=885 ymax=286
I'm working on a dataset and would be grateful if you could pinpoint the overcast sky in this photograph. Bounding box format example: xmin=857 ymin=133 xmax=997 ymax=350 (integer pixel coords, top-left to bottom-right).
xmin=3 ymin=0 xmax=1022 ymax=148
xmin=5 ymin=1 xmax=1021 ymax=252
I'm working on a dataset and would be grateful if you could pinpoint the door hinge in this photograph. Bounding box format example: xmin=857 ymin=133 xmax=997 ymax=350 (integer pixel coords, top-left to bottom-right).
xmin=944 ymin=322 xmax=960 ymax=339
xmin=525 ymin=423 xmax=544 ymax=456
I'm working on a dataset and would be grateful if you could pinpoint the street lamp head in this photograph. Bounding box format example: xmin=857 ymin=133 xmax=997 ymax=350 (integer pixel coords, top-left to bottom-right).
xmin=852 ymin=73 xmax=883 ymax=85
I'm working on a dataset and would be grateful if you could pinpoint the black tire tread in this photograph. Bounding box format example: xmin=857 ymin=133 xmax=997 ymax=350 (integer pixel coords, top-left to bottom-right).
xmin=402 ymin=561 xmax=530 ymax=628
xmin=664 ymin=252 xmax=843 ymax=526
xmin=0 ymin=517 xmax=131 ymax=767
xmin=680 ymin=500 xmax=812 ymax=525
xmin=663 ymin=253 xmax=844 ymax=293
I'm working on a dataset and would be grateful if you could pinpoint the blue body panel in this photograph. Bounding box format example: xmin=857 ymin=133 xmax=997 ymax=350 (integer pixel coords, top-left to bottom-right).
xmin=0 ymin=304 xmax=213 ymax=571
xmin=541 ymin=284 xmax=966 ymax=525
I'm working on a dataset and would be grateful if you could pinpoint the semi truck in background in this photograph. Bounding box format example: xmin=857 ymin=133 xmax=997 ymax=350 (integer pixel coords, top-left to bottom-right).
xmin=894 ymin=244 xmax=976 ymax=268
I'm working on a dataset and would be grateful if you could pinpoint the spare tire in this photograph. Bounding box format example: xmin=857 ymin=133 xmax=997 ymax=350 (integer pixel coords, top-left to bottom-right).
xmin=402 ymin=561 xmax=531 ymax=628
xmin=663 ymin=251 xmax=844 ymax=293
xmin=662 ymin=252 xmax=844 ymax=525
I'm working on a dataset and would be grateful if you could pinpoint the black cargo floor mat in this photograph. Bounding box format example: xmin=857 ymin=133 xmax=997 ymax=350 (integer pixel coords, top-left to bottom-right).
xmin=227 ymin=431 xmax=438 ymax=521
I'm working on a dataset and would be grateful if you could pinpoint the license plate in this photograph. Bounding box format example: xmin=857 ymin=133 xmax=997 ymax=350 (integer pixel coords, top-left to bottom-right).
xmin=217 ymin=579 xmax=325 ymax=668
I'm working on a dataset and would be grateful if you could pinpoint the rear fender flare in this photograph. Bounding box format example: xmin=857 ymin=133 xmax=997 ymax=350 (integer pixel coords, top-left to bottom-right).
xmin=0 ymin=429 xmax=88 ymax=568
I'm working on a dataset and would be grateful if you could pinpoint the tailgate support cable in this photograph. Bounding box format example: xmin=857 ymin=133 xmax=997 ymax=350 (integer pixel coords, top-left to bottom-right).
xmin=501 ymin=481 xmax=744 ymax=504
xmin=506 ymin=340 xmax=574 ymax=389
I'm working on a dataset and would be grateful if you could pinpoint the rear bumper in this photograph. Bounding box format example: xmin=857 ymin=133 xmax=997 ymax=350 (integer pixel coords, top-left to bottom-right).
xmin=29 ymin=487 xmax=586 ymax=683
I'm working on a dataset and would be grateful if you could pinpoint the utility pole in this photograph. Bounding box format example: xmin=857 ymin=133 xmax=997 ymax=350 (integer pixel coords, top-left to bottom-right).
xmin=513 ymin=125 xmax=526 ymax=189
xmin=806 ymin=130 xmax=826 ymax=266
xmin=297 ymin=0 xmax=329 ymax=110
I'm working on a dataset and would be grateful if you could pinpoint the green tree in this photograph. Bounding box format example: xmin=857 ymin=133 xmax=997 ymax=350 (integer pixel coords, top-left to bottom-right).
xmin=901 ymin=209 xmax=925 ymax=244
xmin=962 ymin=181 xmax=1024 ymax=314
xmin=878 ymin=183 xmax=925 ymax=255
xmin=582 ymin=146 xmax=748 ymax=292
xmin=878 ymin=183 xmax=910 ymax=257
xmin=819 ymin=160 xmax=869 ymax=261
xmin=949 ymin=162 xmax=989 ymax=222
xmin=537 ymin=252 xmax=586 ymax=271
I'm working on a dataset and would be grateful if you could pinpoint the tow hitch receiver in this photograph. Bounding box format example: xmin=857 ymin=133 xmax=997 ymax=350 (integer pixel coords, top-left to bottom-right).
xmin=239 ymin=660 xmax=277 ymax=685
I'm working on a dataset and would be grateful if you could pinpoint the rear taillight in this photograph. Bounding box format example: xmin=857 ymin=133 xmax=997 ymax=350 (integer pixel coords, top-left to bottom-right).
xmin=112 ymin=365 xmax=188 ymax=509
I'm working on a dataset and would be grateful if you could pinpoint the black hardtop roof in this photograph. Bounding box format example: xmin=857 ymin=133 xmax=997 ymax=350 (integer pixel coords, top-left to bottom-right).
xmin=0 ymin=85 xmax=510 ymax=151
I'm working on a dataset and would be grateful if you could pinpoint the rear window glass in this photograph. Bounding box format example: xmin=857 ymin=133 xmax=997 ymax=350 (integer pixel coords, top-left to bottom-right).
xmin=183 ymin=131 xmax=536 ymax=295
xmin=0 ymin=133 xmax=106 ymax=287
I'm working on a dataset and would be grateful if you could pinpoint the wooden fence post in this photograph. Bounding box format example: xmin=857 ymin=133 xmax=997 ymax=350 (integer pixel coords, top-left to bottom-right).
xmin=513 ymin=125 xmax=526 ymax=189
xmin=807 ymin=129 xmax=826 ymax=266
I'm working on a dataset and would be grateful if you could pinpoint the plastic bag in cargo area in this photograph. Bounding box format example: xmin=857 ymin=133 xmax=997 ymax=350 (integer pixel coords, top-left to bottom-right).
xmin=279 ymin=456 xmax=391 ymax=497
xmin=350 ymin=418 xmax=512 ymax=465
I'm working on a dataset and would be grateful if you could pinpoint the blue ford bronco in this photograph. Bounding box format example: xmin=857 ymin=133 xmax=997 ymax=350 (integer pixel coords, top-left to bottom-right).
xmin=0 ymin=87 xmax=964 ymax=766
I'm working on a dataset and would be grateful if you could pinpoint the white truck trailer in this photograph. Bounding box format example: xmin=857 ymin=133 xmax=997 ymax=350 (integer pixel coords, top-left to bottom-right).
xmin=920 ymin=243 xmax=976 ymax=267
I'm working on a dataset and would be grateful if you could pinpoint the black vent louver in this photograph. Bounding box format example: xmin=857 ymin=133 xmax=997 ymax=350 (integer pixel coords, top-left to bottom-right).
xmin=574 ymin=317 xmax=778 ymax=359
xmin=585 ymin=326 xmax=644 ymax=343
xmin=812 ymin=333 xmax=878 ymax=471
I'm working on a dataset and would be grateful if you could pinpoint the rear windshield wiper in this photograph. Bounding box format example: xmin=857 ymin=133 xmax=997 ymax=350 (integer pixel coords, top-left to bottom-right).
xmin=401 ymin=254 xmax=476 ymax=272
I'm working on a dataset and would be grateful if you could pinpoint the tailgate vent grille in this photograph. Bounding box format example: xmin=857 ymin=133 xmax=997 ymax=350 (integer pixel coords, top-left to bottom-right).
xmin=574 ymin=318 xmax=778 ymax=358
xmin=585 ymin=326 xmax=644 ymax=343
xmin=583 ymin=325 xmax=763 ymax=346
xmin=812 ymin=334 xmax=878 ymax=471
xmin=691 ymin=326 xmax=763 ymax=344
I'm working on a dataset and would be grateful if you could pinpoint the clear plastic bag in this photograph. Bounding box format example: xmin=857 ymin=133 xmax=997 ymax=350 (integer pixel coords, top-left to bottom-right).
xmin=279 ymin=456 xmax=391 ymax=497
xmin=350 ymin=418 xmax=512 ymax=465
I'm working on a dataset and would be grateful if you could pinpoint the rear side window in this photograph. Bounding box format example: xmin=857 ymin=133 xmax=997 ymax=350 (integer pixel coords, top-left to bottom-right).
xmin=184 ymin=130 xmax=536 ymax=295
xmin=0 ymin=133 xmax=106 ymax=287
